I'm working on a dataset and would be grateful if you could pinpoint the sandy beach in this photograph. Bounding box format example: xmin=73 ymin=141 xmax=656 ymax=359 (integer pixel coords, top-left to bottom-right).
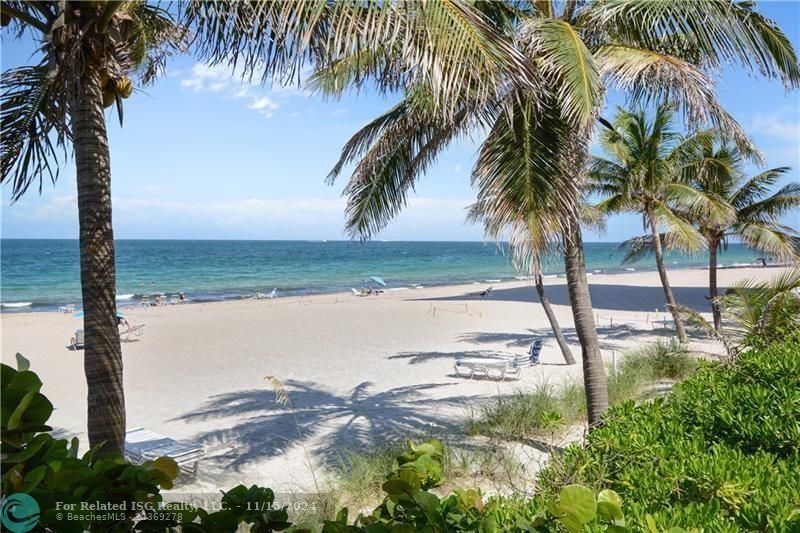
xmin=0 ymin=266 xmax=786 ymax=492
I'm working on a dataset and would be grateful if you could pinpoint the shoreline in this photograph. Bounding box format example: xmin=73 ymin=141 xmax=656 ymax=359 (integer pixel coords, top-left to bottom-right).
xmin=1 ymin=261 xmax=793 ymax=313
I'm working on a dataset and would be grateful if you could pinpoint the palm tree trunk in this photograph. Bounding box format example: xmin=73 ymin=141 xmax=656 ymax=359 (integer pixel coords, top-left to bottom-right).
xmin=646 ymin=208 xmax=688 ymax=344
xmin=72 ymin=62 xmax=125 ymax=455
xmin=533 ymin=262 xmax=575 ymax=365
xmin=709 ymin=238 xmax=722 ymax=332
xmin=563 ymin=222 xmax=608 ymax=426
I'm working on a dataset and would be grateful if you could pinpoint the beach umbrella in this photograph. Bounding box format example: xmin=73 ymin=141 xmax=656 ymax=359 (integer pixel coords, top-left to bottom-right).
xmin=370 ymin=276 xmax=387 ymax=287
xmin=72 ymin=311 xmax=125 ymax=318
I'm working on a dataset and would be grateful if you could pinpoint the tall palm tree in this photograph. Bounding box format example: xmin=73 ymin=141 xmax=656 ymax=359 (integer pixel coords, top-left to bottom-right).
xmin=589 ymin=104 xmax=736 ymax=343
xmin=686 ymin=143 xmax=799 ymax=331
xmin=468 ymin=192 xmax=578 ymax=366
xmin=316 ymin=1 xmax=799 ymax=425
xmin=1 ymin=2 xmax=184 ymax=455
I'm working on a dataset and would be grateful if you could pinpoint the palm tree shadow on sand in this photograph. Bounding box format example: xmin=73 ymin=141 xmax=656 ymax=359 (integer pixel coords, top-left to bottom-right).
xmin=172 ymin=381 xmax=474 ymax=473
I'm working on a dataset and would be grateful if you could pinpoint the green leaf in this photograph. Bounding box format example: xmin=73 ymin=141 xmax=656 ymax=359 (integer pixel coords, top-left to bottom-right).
xmin=8 ymin=390 xmax=36 ymax=430
xmin=8 ymin=370 xmax=43 ymax=393
xmin=22 ymin=464 xmax=47 ymax=492
xmin=597 ymin=489 xmax=624 ymax=521
xmin=558 ymin=484 xmax=597 ymax=526
xmin=382 ymin=478 xmax=413 ymax=496
xmin=153 ymin=456 xmax=180 ymax=481
xmin=15 ymin=353 xmax=30 ymax=372
xmin=413 ymin=490 xmax=440 ymax=513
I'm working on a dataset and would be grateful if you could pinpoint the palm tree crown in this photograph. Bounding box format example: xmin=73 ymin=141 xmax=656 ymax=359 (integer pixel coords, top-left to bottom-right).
xmin=321 ymin=0 xmax=799 ymax=423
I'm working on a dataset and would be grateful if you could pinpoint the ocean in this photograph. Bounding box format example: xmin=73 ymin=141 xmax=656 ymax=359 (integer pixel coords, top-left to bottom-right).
xmin=0 ymin=239 xmax=766 ymax=311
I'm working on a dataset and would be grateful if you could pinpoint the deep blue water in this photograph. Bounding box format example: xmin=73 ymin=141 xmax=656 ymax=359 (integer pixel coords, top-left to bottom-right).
xmin=0 ymin=239 xmax=764 ymax=311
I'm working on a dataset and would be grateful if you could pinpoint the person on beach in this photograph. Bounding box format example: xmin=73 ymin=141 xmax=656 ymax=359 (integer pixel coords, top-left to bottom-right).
xmin=117 ymin=316 xmax=132 ymax=336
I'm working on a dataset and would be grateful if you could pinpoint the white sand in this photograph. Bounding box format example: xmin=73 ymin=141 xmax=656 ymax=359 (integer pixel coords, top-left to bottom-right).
xmin=0 ymin=266 xmax=786 ymax=492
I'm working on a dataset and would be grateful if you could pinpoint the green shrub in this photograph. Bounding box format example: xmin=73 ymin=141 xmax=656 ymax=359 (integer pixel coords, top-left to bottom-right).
xmin=539 ymin=333 xmax=800 ymax=531
xmin=323 ymin=440 xmax=629 ymax=532
xmin=466 ymin=341 xmax=697 ymax=441
xmin=465 ymin=384 xmax=567 ymax=440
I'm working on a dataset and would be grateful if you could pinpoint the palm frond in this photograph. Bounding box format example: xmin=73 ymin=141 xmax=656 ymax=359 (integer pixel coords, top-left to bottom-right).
xmin=519 ymin=18 xmax=601 ymax=131
xmin=735 ymin=222 xmax=799 ymax=262
xmin=595 ymin=44 xmax=757 ymax=157
xmin=582 ymin=0 xmax=800 ymax=88
xmin=651 ymin=199 xmax=706 ymax=253
xmin=472 ymin=97 xmax=577 ymax=240
xmin=721 ymin=268 xmax=800 ymax=348
xmin=470 ymin=97 xmax=580 ymax=275
xmin=729 ymin=167 xmax=789 ymax=210
xmin=184 ymin=0 xmax=534 ymax=117
xmin=736 ymin=181 xmax=800 ymax=223
xmin=617 ymin=234 xmax=656 ymax=264
xmin=664 ymin=182 xmax=735 ymax=227
xmin=332 ymin=94 xmax=476 ymax=239
xmin=1 ymin=65 xmax=69 ymax=201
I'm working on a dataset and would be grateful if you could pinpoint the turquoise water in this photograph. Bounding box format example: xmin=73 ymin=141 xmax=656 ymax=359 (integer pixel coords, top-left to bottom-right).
xmin=1 ymin=239 xmax=764 ymax=311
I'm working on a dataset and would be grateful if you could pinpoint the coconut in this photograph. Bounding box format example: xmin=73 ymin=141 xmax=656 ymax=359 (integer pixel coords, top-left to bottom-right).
xmin=103 ymin=90 xmax=116 ymax=108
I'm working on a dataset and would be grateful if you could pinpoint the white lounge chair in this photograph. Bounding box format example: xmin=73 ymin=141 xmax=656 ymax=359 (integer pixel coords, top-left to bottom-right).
xmin=121 ymin=323 xmax=146 ymax=341
xmin=140 ymin=296 xmax=151 ymax=308
xmin=267 ymin=288 xmax=278 ymax=299
xmin=59 ymin=304 xmax=76 ymax=314
xmin=351 ymin=288 xmax=368 ymax=297
xmin=125 ymin=427 xmax=206 ymax=483
xmin=454 ymin=340 xmax=542 ymax=380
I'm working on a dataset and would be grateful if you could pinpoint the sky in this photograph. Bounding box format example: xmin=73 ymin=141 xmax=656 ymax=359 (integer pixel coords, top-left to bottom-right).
xmin=1 ymin=2 xmax=799 ymax=242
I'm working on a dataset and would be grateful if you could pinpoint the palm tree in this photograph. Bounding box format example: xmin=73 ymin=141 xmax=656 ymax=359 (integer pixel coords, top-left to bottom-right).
xmin=2 ymin=1 xmax=529 ymax=453
xmin=468 ymin=200 xmax=578 ymax=366
xmin=589 ymin=104 xmax=737 ymax=343
xmin=1 ymin=2 xmax=184 ymax=455
xmin=685 ymin=143 xmax=799 ymax=331
xmin=677 ymin=268 xmax=800 ymax=359
xmin=316 ymin=1 xmax=799 ymax=425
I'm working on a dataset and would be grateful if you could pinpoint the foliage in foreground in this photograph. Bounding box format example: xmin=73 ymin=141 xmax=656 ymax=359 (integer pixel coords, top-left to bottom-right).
xmin=465 ymin=341 xmax=696 ymax=441
xmin=1 ymin=354 xmax=645 ymax=532
xmin=1 ymin=354 xmax=290 ymax=532
xmin=538 ymin=332 xmax=800 ymax=531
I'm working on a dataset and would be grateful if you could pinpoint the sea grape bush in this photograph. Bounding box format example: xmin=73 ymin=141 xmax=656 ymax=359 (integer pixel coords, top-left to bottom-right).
xmin=321 ymin=440 xmax=629 ymax=532
xmin=538 ymin=332 xmax=800 ymax=531
xmin=2 ymin=355 xmax=639 ymax=532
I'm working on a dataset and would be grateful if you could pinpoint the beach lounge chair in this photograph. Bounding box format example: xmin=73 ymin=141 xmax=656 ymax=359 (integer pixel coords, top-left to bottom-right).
xmin=69 ymin=329 xmax=84 ymax=350
xmin=125 ymin=427 xmax=206 ymax=483
xmin=454 ymin=340 xmax=542 ymax=380
xmin=59 ymin=304 xmax=76 ymax=314
xmin=267 ymin=288 xmax=278 ymax=299
xmin=122 ymin=323 xmax=146 ymax=341
xmin=351 ymin=288 xmax=368 ymax=297
xmin=140 ymin=295 xmax=151 ymax=308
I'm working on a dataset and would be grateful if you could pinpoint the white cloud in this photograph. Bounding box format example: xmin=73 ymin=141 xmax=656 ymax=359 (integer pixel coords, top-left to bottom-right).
xmin=248 ymin=96 xmax=278 ymax=117
xmin=752 ymin=111 xmax=800 ymax=142
xmin=5 ymin=193 xmax=481 ymax=240
xmin=179 ymin=63 xmax=282 ymax=119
